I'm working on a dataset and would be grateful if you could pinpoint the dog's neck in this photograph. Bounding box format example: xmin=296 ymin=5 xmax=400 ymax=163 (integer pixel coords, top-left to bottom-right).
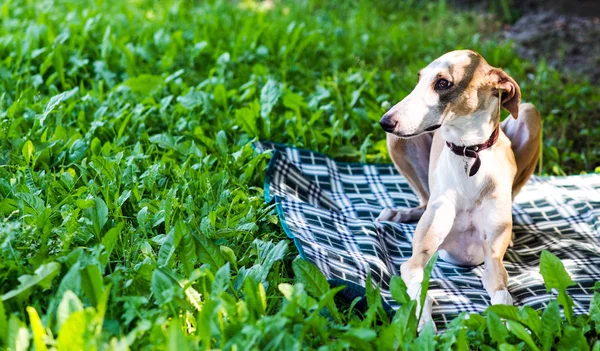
xmin=440 ymin=103 xmax=500 ymax=147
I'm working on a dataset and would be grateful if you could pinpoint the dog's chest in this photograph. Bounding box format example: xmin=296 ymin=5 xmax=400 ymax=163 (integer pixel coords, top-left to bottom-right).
xmin=435 ymin=149 xmax=499 ymax=200
xmin=435 ymin=147 xmax=513 ymax=233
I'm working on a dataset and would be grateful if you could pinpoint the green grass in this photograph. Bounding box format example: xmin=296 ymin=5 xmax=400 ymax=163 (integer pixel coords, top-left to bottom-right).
xmin=0 ymin=0 xmax=599 ymax=349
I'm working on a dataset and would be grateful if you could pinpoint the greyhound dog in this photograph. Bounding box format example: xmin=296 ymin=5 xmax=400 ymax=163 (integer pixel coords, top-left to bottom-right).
xmin=377 ymin=50 xmax=541 ymax=330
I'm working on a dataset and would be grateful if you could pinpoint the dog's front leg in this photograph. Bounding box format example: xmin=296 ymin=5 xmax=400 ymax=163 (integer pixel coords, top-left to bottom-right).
xmin=401 ymin=197 xmax=456 ymax=331
xmin=481 ymin=221 xmax=513 ymax=305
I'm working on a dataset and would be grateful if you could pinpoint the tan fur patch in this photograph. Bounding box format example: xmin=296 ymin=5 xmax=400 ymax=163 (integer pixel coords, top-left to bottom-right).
xmin=480 ymin=177 xmax=497 ymax=199
xmin=475 ymin=176 xmax=497 ymax=206
xmin=438 ymin=54 xmax=491 ymax=117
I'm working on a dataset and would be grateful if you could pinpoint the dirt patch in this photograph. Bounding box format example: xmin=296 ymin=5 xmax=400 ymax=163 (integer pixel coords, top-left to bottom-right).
xmin=506 ymin=12 xmax=600 ymax=83
xmin=515 ymin=0 xmax=600 ymax=18
xmin=450 ymin=0 xmax=600 ymax=83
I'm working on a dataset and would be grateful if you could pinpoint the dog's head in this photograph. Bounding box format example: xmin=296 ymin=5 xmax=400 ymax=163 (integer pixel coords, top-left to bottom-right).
xmin=379 ymin=50 xmax=520 ymax=139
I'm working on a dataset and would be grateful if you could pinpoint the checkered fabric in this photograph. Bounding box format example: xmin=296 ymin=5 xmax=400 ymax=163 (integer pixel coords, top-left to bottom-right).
xmin=257 ymin=142 xmax=600 ymax=327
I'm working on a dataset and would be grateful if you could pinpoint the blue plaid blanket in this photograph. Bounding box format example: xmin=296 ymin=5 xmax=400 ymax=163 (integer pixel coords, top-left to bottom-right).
xmin=257 ymin=142 xmax=600 ymax=327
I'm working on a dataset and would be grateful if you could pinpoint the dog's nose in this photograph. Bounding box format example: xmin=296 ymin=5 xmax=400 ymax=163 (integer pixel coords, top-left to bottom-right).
xmin=379 ymin=115 xmax=397 ymax=132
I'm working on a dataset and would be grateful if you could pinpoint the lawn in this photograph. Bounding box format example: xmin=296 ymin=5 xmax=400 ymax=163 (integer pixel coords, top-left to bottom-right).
xmin=0 ymin=0 xmax=599 ymax=350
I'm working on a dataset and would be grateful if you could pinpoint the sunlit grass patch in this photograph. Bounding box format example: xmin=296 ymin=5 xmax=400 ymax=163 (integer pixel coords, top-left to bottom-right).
xmin=0 ymin=0 xmax=598 ymax=349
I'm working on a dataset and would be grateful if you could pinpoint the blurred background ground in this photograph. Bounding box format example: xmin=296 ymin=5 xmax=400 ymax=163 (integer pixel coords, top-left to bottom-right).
xmin=453 ymin=0 xmax=600 ymax=82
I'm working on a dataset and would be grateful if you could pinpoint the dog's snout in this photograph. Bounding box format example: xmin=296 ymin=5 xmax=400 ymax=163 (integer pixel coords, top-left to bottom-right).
xmin=379 ymin=115 xmax=397 ymax=132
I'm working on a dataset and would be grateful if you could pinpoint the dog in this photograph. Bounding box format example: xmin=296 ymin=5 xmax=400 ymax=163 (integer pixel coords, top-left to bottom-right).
xmin=376 ymin=50 xmax=541 ymax=331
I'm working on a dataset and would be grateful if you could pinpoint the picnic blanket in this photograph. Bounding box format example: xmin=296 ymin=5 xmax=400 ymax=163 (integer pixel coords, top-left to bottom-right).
xmin=257 ymin=141 xmax=600 ymax=327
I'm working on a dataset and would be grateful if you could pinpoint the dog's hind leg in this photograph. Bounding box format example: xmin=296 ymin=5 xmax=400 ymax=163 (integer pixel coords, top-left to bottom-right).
xmin=501 ymin=103 xmax=542 ymax=198
xmin=377 ymin=206 xmax=426 ymax=223
xmin=376 ymin=133 xmax=432 ymax=223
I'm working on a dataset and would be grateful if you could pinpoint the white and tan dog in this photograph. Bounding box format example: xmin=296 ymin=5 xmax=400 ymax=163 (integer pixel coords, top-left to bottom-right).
xmin=377 ymin=50 xmax=541 ymax=330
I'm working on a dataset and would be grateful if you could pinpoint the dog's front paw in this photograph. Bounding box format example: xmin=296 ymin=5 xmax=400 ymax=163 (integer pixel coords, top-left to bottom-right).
xmin=490 ymin=289 xmax=513 ymax=305
xmin=406 ymin=282 xmax=437 ymax=334
xmin=418 ymin=314 xmax=437 ymax=334
xmin=376 ymin=207 xmax=425 ymax=223
xmin=417 ymin=294 xmax=437 ymax=333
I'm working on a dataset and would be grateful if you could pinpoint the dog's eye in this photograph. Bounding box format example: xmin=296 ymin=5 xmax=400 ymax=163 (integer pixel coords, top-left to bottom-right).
xmin=435 ymin=79 xmax=453 ymax=90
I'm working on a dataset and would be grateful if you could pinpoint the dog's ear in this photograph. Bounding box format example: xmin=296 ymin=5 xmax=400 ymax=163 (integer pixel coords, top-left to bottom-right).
xmin=489 ymin=69 xmax=521 ymax=119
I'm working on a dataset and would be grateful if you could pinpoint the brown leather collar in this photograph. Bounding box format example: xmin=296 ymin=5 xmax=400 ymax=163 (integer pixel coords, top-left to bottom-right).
xmin=445 ymin=127 xmax=500 ymax=177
